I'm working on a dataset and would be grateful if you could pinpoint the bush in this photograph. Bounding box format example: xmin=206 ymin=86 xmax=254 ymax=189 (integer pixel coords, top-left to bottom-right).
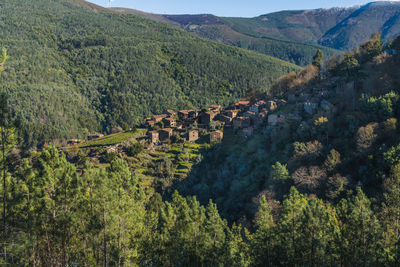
xmin=127 ymin=143 xmax=144 ymax=157
xmin=356 ymin=124 xmax=378 ymax=152
xmin=292 ymin=166 xmax=327 ymax=195
xmin=104 ymin=152 xmax=119 ymax=163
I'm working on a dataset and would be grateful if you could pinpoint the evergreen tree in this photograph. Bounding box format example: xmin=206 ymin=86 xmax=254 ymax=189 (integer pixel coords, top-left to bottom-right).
xmin=277 ymin=187 xmax=308 ymax=265
xmin=300 ymin=198 xmax=340 ymax=266
xmin=312 ymin=49 xmax=324 ymax=69
xmin=250 ymin=196 xmax=275 ymax=266
xmin=339 ymin=188 xmax=383 ymax=266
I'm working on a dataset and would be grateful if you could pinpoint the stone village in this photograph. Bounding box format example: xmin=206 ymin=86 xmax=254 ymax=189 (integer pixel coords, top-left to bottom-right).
xmin=140 ymin=88 xmax=333 ymax=146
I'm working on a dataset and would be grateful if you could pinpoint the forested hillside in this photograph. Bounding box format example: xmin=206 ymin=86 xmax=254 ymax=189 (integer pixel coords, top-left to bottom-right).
xmin=120 ymin=1 xmax=400 ymax=53
xmin=113 ymin=8 xmax=340 ymax=66
xmin=221 ymin=1 xmax=400 ymax=50
xmin=4 ymin=0 xmax=400 ymax=266
xmin=3 ymin=32 xmax=400 ymax=265
xmin=0 ymin=0 xmax=299 ymax=147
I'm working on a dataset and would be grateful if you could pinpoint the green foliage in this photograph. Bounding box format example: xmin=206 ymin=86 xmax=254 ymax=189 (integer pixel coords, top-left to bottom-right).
xmin=338 ymin=188 xmax=383 ymax=265
xmin=360 ymin=92 xmax=400 ymax=119
xmin=0 ymin=0 xmax=299 ymax=147
xmin=3 ymin=146 xmax=400 ymax=265
xmin=0 ymin=49 xmax=7 ymax=73
xmin=338 ymin=53 xmax=360 ymax=77
xmin=312 ymin=49 xmax=324 ymax=69
xmin=270 ymin=162 xmax=290 ymax=183
xmin=127 ymin=142 xmax=144 ymax=157
xmin=104 ymin=152 xmax=119 ymax=163
xmin=359 ymin=33 xmax=384 ymax=63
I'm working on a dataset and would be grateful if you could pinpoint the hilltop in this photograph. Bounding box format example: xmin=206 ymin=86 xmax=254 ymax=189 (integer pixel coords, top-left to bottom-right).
xmin=0 ymin=0 xmax=299 ymax=147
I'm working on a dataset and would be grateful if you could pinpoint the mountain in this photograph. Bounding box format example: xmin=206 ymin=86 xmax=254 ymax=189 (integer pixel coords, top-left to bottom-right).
xmin=112 ymin=8 xmax=341 ymax=66
xmin=114 ymin=1 xmax=400 ymax=53
xmin=320 ymin=1 xmax=400 ymax=50
xmin=0 ymin=0 xmax=299 ymax=146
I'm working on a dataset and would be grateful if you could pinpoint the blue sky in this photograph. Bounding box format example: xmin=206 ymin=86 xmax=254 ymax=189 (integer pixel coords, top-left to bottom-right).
xmin=86 ymin=0 xmax=392 ymax=17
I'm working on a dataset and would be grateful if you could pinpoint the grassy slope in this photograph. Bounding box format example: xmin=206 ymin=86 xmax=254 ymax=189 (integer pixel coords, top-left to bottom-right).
xmin=0 ymin=0 xmax=300 ymax=146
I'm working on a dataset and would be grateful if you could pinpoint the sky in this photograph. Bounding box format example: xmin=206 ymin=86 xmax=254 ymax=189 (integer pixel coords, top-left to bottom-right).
xmin=86 ymin=0 xmax=397 ymax=17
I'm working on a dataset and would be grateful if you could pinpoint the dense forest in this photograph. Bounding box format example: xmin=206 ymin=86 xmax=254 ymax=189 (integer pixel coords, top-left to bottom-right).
xmin=2 ymin=28 xmax=400 ymax=265
xmin=0 ymin=0 xmax=299 ymax=147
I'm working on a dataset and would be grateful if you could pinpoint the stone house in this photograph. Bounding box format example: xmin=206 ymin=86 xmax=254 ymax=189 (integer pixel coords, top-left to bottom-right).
xmin=216 ymin=114 xmax=232 ymax=125
xmin=178 ymin=110 xmax=191 ymax=120
xmin=233 ymin=117 xmax=251 ymax=129
xmin=159 ymin=128 xmax=173 ymax=142
xmin=235 ymin=100 xmax=250 ymax=110
xmin=164 ymin=109 xmax=176 ymax=117
xmin=187 ymin=130 xmax=199 ymax=142
xmin=201 ymin=111 xmax=217 ymax=124
xmin=268 ymin=114 xmax=286 ymax=126
xmin=188 ymin=110 xmax=199 ymax=119
xmin=148 ymin=131 xmax=159 ymax=144
xmin=225 ymin=109 xmax=240 ymax=118
xmin=249 ymin=104 xmax=261 ymax=114
xmin=241 ymin=127 xmax=254 ymax=137
xmin=163 ymin=117 xmax=177 ymax=128
xmin=210 ymin=105 xmax=222 ymax=112
xmin=210 ymin=130 xmax=224 ymax=143
xmin=145 ymin=119 xmax=156 ymax=127
xmin=153 ymin=114 xmax=167 ymax=123
xmin=243 ymin=111 xmax=256 ymax=118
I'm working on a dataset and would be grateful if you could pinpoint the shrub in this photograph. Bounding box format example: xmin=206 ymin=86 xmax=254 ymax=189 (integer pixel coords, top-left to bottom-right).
xmin=270 ymin=162 xmax=290 ymax=183
xmin=104 ymin=152 xmax=119 ymax=163
xmin=356 ymin=124 xmax=378 ymax=152
xmin=291 ymin=166 xmax=327 ymax=195
xmin=127 ymin=143 xmax=144 ymax=157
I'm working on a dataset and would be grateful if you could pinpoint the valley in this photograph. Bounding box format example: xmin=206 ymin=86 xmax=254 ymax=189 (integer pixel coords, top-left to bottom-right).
xmin=2 ymin=0 xmax=400 ymax=265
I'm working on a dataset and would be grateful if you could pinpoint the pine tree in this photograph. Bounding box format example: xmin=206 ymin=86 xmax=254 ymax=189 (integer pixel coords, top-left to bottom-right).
xmin=312 ymin=49 xmax=324 ymax=69
xmin=204 ymin=200 xmax=227 ymax=266
xmin=277 ymin=187 xmax=308 ymax=265
xmin=381 ymin=163 xmax=400 ymax=265
xmin=250 ymin=196 xmax=275 ymax=266
xmin=300 ymin=198 xmax=340 ymax=266
xmin=340 ymin=188 xmax=383 ymax=266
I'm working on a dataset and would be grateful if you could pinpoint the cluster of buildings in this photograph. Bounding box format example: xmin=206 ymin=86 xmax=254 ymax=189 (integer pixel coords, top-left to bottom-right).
xmin=144 ymin=98 xmax=288 ymax=145
xmin=66 ymin=90 xmax=334 ymax=149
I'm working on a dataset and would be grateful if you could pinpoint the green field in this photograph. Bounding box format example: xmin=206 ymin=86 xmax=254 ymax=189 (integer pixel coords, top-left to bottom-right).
xmin=78 ymin=129 xmax=147 ymax=148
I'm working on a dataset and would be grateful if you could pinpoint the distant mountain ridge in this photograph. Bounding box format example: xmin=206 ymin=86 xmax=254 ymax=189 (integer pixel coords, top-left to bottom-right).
xmin=113 ymin=1 xmax=400 ymax=52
